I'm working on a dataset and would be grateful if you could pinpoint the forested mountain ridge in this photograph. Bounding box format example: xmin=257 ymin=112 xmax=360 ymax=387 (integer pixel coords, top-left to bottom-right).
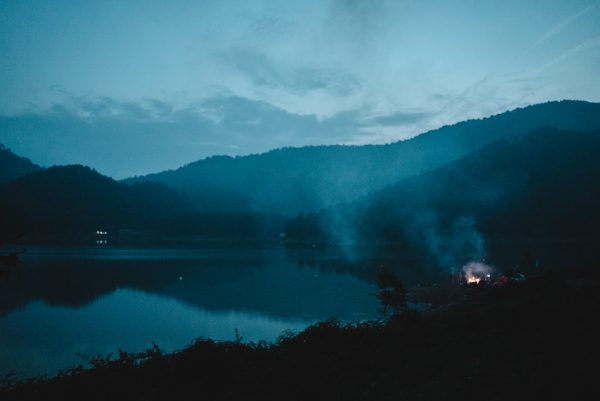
xmin=0 ymin=165 xmax=283 ymax=242
xmin=127 ymin=100 xmax=600 ymax=214
xmin=3 ymin=101 xmax=600 ymax=245
xmin=0 ymin=165 xmax=192 ymax=240
xmin=285 ymin=128 xmax=600 ymax=253
xmin=0 ymin=144 xmax=41 ymax=183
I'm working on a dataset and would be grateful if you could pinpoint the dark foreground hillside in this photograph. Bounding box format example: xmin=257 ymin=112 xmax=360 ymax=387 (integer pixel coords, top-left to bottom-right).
xmin=3 ymin=271 xmax=598 ymax=401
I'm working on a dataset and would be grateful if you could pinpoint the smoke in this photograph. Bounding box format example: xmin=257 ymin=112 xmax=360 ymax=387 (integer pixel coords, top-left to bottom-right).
xmin=410 ymin=213 xmax=487 ymax=273
xmin=321 ymin=203 xmax=362 ymax=261
xmin=320 ymin=203 xmax=489 ymax=271
xmin=462 ymin=261 xmax=493 ymax=282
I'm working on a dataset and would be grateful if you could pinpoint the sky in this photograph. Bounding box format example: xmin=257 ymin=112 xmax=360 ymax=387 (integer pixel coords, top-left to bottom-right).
xmin=1 ymin=0 xmax=599 ymax=178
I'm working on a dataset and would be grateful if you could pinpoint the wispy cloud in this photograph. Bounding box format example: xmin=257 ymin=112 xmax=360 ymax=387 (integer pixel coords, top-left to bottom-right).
xmin=0 ymin=94 xmax=368 ymax=178
xmin=216 ymin=48 xmax=362 ymax=96
xmin=1 ymin=0 xmax=599 ymax=172
xmin=366 ymin=110 xmax=433 ymax=127
xmin=534 ymin=34 xmax=600 ymax=72
xmin=533 ymin=1 xmax=598 ymax=48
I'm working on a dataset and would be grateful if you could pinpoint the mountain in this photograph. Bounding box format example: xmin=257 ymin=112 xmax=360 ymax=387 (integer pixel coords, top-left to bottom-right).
xmin=367 ymin=128 xmax=600 ymax=241
xmin=285 ymin=128 xmax=600 ymax=265
xmin=0 ymin=165 xmax=285 ymax=243
xmin=0 ymin=165 xmax=192 ymax=241
xmin=0 ymin=144 xmax=41 ymax=183
xmin=127 ymin=100 xmax=600 ymax=214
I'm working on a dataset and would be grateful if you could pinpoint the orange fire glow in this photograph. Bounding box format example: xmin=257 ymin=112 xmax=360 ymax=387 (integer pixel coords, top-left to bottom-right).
xmin=462 ymin=262 xmax=492 ymax=285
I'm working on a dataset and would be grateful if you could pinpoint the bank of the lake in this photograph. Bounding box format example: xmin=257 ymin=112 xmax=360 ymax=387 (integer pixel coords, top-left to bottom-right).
xmin=3 ymin=271 xmax=598 ymax=401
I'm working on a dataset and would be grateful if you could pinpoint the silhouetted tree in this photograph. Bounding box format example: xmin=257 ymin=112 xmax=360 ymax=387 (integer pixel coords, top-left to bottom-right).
xmin=375 ymin=270 xmax=407 ymax=316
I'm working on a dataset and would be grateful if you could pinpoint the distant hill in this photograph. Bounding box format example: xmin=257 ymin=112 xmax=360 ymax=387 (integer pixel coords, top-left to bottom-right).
xmin=0 ymin=165 xmax=191 ymax=241
xmin=0 ymin=165 xmax=284 ymax=243
xmin=0 ymin=144 xmax=41 ymax=183
xmin=285 ymin=128 xmax=600 ymax=267
xmin=127 ymin=101 xmax=600 ymax=214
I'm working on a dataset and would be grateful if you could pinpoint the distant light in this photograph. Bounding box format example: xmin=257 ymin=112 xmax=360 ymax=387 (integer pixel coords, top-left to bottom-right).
xmin=178 ymin=276 xmax=183 ymax=281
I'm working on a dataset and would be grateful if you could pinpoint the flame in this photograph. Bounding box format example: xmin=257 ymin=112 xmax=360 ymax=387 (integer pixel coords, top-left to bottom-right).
xmin=462 ymin=261 xmax=493 ymax=285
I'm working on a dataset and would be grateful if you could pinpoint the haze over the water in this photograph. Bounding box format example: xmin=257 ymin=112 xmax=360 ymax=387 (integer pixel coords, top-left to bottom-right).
xmin=1 ymin=0 xmax=599 ymax=178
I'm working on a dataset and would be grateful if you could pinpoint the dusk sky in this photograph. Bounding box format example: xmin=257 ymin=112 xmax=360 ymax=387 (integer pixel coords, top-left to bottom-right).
xmin=1 ymin=0 xmax=599 ymax=178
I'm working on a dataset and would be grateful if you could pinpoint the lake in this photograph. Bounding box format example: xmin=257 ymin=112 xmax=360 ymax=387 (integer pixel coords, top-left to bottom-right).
xmin=0 ymin=246 xmax=382 ymax=379
xmin=3 ymin=239 xmax=592 ymax=379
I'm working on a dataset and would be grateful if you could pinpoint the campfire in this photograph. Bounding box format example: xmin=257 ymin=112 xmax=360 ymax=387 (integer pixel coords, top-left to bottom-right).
xmin=450 ymin=261 xmax=529 ymax=287
xmin=462 ymin=261 xmax=493 ymax=285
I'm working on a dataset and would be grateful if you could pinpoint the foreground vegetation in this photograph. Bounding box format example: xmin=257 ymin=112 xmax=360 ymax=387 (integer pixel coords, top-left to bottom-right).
xmin=2 ymin=270 xmax=598 ymax=400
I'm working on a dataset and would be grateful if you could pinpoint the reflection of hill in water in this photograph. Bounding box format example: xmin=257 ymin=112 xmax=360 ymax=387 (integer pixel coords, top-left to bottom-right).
xmin=2 ymin=241 xmax=597 ymax=319
xmin=0 ymin=247 xmax=379 ymax=320
xmin=284 ymin=239 xmax=600 ymax=284
xmin=284 ymin=245 xmax=434 ymax=285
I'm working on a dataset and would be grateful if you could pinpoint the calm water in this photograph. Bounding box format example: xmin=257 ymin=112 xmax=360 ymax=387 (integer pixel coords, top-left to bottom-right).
xmin=0 ymin=246 xmax=381 ymax=379
xmin=4 ymin=240 xmax=592 ymax=379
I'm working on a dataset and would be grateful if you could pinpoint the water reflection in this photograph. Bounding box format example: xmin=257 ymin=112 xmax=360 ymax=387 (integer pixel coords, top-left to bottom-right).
xmin=0 ymin=247 xmax=381 ymax=318
xmin=4 ymin=240 xmax=590 ymax=379
xmin=0 ymin=246 xmax=380 ymax=378
xmin=0 ymin=290 xmax=314 ymax=379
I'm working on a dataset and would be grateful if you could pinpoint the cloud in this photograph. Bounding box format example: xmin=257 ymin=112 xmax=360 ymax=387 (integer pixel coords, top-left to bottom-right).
xmin=46 ymin=96 xmax=176 ymax=122
xmin=367 ymin=110 xmax=433 ymax=127
xmin=533 ymin=2 xmax=598 ymax=47
xmin=216 ymin=47 xmax=362 ymax=96
xmin=535 ymin=34 xmax=600 ymax=72
xmin=1 ymin=1 xmax=598 ymax=180
xmin=327 ymin=0 xmax=391 ymax=44
xmin=245 ymin=14 xmax=295 ymax=41
xmin=0 ymin=94 xmax=367 ymax=178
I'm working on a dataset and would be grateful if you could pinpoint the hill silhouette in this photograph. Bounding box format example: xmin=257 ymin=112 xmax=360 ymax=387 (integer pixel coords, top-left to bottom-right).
xmin=0 ymin=165 xmax=192 ymax=241
xmin=0 ymin=165 xmax=284 ymax=243
xmin=3 ymin=101 xmax=600 ymax=246
xmin=0 ymin=145 xmax=40 ymax=184
xmin=285 ymin=128 xmax=600 ymax=269
xmin=127 ymin=101 xmax=600 ymax=214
